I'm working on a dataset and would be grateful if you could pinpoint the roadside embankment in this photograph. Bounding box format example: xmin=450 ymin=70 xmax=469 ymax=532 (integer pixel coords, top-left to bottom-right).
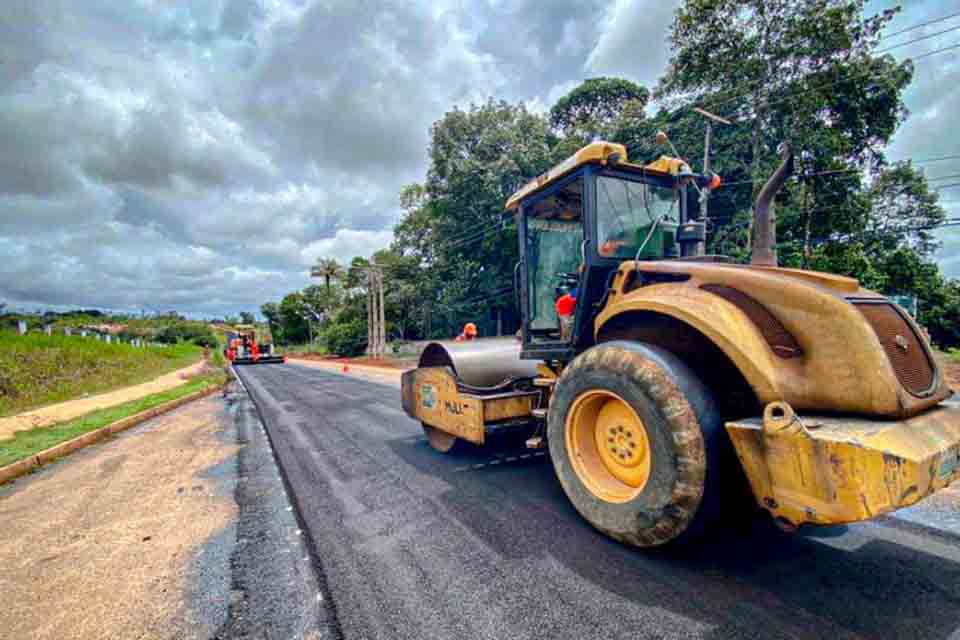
xmin=0 ymin=370 xmax=226 ymax=479
xmin=0 ymin=331 xmax=203 ymax=417
xmin=0 ymin=360 xmax=210 ymax=441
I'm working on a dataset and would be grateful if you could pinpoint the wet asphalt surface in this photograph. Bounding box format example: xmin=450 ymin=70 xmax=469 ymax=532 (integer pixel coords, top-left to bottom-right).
xmin=195 ymin=386 xmax=331 ymax=639
xmin=235 ymin=362 xmax=960 ymax=640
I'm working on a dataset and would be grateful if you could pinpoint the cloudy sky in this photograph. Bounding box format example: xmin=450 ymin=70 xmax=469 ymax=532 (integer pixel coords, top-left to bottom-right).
xmin=0 ymin=0 xmax=957 ymax=317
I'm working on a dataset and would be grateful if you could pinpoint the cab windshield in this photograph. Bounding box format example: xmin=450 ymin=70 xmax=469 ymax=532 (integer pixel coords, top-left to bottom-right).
xmin=596 ymin=175 xmax=679 ymax=259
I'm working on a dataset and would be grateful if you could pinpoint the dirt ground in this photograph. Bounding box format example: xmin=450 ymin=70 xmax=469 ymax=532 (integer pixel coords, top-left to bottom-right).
xmin=945 ymin=358 xmax=960 ymax=391
xmin=0 ymin=396 xmax=236 ymax=640
xmin=289 ymin=352 xmax=416 ymax=369
xmin=0 ymin=360 xmax=210 ymax=442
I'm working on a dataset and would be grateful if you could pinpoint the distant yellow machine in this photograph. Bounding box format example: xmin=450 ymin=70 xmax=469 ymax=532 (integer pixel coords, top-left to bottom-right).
xmin=402 ymin=140 xmax=960 ymax=547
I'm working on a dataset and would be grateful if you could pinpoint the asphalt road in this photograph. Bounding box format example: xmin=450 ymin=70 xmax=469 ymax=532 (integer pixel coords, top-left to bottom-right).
xmin=236 ymin=362 xmax=960 ymax=640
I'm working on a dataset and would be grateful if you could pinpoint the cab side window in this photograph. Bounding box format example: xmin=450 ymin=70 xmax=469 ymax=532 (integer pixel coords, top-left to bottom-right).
xmin=525 ymin=178 xmax=584 ymax=342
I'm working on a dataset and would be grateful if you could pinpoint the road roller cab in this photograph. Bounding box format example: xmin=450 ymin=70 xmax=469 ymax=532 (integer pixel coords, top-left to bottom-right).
xmin=401 ymin=140 xmax=960 ymax=548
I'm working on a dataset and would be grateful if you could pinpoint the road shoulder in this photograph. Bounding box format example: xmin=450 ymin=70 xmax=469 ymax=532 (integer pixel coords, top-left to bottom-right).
xmin=0 ymin=386 xmax=329 ymax=639
xmin=286 ymin=356 xmax=404 ymax=387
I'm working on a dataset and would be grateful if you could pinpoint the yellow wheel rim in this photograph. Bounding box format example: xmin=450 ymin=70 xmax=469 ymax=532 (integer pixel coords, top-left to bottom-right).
xmin=565 ymin=390 xmax=651 ymax=503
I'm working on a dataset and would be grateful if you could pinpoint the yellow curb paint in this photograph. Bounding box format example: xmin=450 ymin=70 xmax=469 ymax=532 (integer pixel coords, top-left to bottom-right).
xmin=0 ymin=383 xmax=224 ymax=486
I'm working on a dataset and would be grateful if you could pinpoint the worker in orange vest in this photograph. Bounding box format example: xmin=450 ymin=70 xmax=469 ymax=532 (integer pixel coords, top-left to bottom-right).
xmin=556 ymin=285 xmax=578 ymax=340
xmin=455 ymin=322 xmax=478 ymax=342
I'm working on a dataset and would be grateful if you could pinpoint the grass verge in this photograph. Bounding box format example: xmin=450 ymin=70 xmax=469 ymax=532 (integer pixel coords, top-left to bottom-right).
xmin=0 ymin=371 xmax=225 ymax=468
xmin=0 ymin=331 xmax=203 ymax=416
xmin=280 ymin=343 xmax=328 ymax=356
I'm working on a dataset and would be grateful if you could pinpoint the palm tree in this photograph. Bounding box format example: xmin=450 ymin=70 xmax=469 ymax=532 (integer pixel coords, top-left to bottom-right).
xmin=310 ymin=257 xmax=344 ymax=294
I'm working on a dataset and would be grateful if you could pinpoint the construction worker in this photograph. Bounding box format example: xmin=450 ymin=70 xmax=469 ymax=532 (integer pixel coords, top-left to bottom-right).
xmin=556 ymin=286 xmax=577 ymax=340
xmin=455 ymin=322 xmax=478 ymax=342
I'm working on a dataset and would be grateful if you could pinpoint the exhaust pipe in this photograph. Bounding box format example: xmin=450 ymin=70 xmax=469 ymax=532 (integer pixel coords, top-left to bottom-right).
xmin=752 ymin=142 xmax=794 ymax=267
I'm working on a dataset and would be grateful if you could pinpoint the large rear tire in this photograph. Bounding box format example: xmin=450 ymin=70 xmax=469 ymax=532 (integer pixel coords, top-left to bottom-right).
xmin=547 ymin=341 xmax=725 ymax=547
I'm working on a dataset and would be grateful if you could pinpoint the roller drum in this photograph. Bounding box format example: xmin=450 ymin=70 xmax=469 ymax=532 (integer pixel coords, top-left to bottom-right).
xmin=418 ymin=338 xmax=538 ymax=388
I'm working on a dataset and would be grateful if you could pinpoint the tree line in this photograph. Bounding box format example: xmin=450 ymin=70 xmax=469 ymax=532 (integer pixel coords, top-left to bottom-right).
xmin=262 ymin=0 xmax=960 ymax=356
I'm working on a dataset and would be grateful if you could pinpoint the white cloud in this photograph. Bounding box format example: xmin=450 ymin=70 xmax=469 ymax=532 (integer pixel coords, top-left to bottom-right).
xmin=301 ymin=229 xmax=395 ymax=267
xmin=585 ymin=0 xmax=680 ymax=88
xmin=0 ymin=0 xmax=957 ymax=318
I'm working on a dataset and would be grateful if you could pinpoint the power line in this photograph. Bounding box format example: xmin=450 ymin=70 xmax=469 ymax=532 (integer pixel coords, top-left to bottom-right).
xmin=910 ymin=42 xmax=960 ymax=61
xmin=717 ymin=157 xmax=960 ymax=189
xmin=880 ymin=11 xmax=960 ymax=41
xmin=442 ymin=217 xmax=512 ymax=249
xmin=914 ymin=155 xmax=960 ymax=164
xmin=928 ymin=174 xmax=960 ymax=183
xmin=693 ymin=34 xmax=958 ymax=122
xmin=876 ymin=24 xmax=960 ymax=54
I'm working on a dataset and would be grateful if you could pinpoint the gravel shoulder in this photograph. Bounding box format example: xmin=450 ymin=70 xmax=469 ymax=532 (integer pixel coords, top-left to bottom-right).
xmin=0 ymin=396 xmax=235 ymax=639
xmin=0 ymin=385 xmax=328 ymax=639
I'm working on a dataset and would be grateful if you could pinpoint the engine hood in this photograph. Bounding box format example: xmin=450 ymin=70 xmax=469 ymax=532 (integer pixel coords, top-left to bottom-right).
xmin=595 ymin=260 xmax=952 ymax=419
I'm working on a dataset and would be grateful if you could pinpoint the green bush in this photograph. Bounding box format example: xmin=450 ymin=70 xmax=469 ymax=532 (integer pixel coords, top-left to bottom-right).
xmin=321 ymin=320 xmax=367 ymax=357
xmin=156 ymin=322 xmax=218 ymax=347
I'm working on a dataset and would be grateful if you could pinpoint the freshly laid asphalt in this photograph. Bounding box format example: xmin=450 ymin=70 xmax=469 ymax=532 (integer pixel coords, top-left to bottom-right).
xmin=235 ymin=362 xmax=960 ymax=640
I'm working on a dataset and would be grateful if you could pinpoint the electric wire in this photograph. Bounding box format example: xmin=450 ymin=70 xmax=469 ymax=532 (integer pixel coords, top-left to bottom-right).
xmin=876 ymin=24 xmax=960 ymax=53
xmin=880 ymin=11 xmax=960 ymax=40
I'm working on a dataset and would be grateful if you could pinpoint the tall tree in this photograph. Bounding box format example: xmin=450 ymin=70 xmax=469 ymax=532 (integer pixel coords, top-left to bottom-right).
xmin=344 ymin=256 xmax=371 ymax=290
xmin=644 ymin=0 xmax=957 ymax=345
xmin=417 ymin=99 xmax=555 ymax=335
xmin=260 ymin=302 xmax=282 ymax=343
xmin=310 ymin=257 xmax=344 ymax=294
xmin=278 ymin=292 xmax=309 ymax=344
xmin=550 ymin=77 xmax=650 ymax=139
xmin=655 ymin=1 xmax=910 ymax=227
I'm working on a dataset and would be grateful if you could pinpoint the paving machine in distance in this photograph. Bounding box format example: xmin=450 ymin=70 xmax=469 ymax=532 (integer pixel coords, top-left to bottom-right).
xmin=402 ymin=139 xmax=960 ymax=547
xmin=226 ymin=324 xmax=285 ymax=365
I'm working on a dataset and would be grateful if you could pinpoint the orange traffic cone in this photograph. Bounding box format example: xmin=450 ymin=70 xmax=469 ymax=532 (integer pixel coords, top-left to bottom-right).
xmin=342 ymin=358 xmax=349 ymax=372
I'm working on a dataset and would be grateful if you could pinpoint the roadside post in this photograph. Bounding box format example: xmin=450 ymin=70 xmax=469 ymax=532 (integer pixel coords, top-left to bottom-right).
xmin=17 ymin=320 xmax=26 ymax=336
xmin=44 ymin=325 xmax=52 ymax=336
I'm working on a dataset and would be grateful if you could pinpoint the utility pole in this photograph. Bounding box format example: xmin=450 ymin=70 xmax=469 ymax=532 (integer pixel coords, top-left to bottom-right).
xmin=692 ymin=107 xmax=732 ymax=255
xmin=367 ymin=267 xmax=375 ymax=357
xmin=366 ymin=266 xmax=386 ymax=359
xmin=377 ymin=267 xmax=386 ymax=357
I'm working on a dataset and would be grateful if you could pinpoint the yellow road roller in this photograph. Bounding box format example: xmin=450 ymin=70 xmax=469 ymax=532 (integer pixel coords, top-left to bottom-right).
xmin=401 ymin=141 xmax=960 ymax=547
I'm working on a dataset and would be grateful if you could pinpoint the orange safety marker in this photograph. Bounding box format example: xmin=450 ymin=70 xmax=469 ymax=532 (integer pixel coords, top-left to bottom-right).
xmin=342 ymin=358 xmax=349 ymax=372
